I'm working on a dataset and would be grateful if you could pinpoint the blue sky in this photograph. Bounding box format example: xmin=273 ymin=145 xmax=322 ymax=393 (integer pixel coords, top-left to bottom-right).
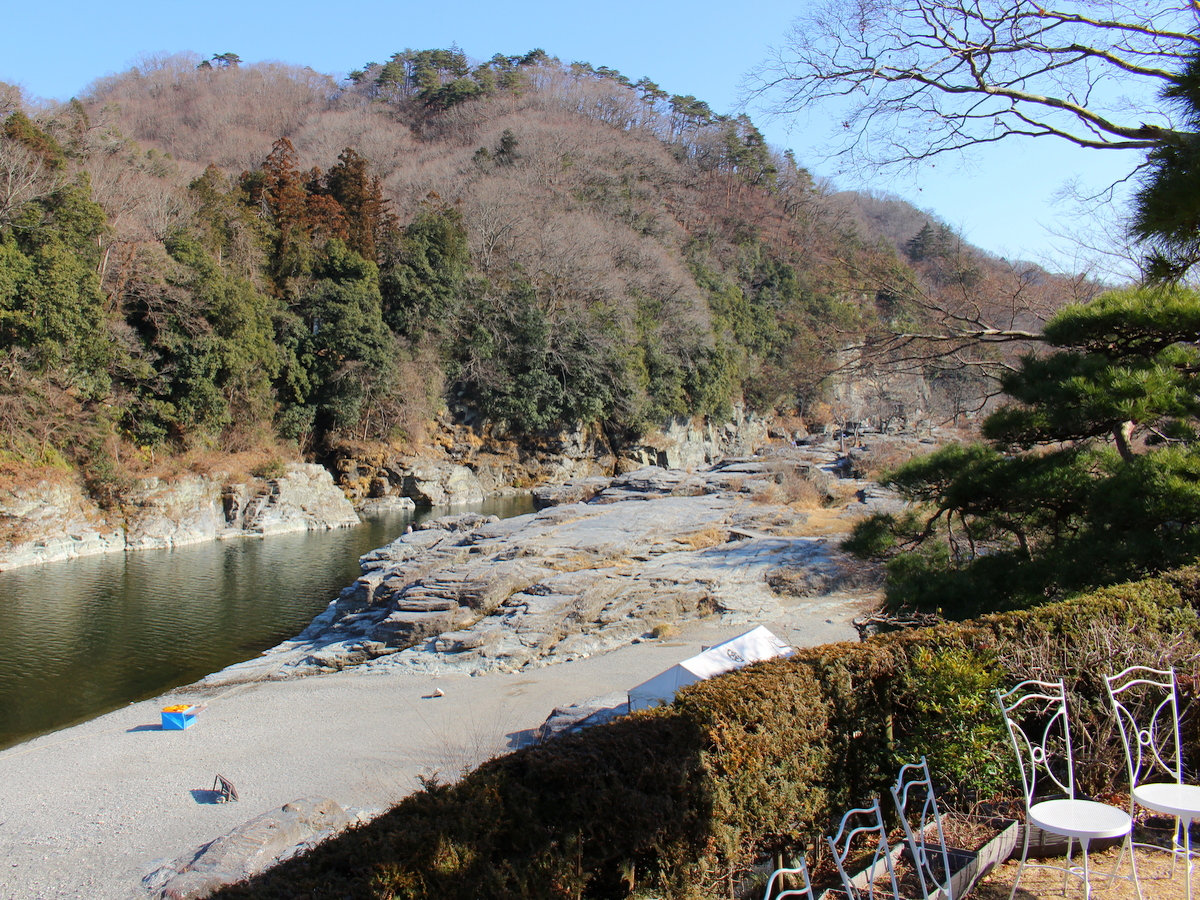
xmin=2 ymin=0 xmax=1141 ymax=270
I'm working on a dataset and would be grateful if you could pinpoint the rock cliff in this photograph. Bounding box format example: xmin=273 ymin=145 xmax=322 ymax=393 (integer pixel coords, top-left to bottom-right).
xmin=0 ymin=464 xmax=359 ymax=571
xmin=330 ymin=407 xmax=771 ymax=507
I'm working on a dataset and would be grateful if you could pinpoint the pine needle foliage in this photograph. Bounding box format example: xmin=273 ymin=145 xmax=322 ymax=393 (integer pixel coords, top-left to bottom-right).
xmin=848 ymin=285 xmax=1200 ymax=614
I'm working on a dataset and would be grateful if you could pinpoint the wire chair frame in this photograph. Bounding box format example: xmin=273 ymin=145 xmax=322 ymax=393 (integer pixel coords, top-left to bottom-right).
xmin=1104 ymin=665 xmax=1184 ymax=795
xmin=997 ymin=679 xmax=1141 ymax=900
xmin=760 ymin=852 xmax=815 ymax=900
xmin=1105 ymin=665 xmax=1197 ymax=898
xmin=891 ymin=757 xmax=955 ymax=900
xmin=827 ymin=799 xmax=901 ymax=900
xmin=995 ymin=679 xmax=1077 ymax=809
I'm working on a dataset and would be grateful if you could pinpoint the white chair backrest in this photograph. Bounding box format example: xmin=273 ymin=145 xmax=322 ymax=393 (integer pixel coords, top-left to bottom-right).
xmin=827 ymin=798 xmax=901 ymax=900
xmin=1104 ymin=665 xmax=1183 ymax=789
xmin=891 ymin=757 xmax=954 ymax=900
xmin=760 ymin=854 xmax=814 ymax=900
xmin=995 ymin=679 xmax=1076 ymax=808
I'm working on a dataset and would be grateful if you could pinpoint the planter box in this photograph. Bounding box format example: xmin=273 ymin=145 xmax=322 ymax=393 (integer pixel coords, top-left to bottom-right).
xmin=940 ymin=817 xmax=1019 ymax=899
xmin=814 ymin=816 xmax=1018 ymax=900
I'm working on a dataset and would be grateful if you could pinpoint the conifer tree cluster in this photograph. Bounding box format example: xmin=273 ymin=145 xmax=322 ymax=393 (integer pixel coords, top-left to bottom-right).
xmin=845 ymin=38 xmax=1200 ymax=614
xmin=0 ymin=48 xmax=915 ymax=484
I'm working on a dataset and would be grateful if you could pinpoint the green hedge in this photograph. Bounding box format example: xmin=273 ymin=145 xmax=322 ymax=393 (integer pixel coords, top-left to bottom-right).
xmin=217 ymin=569 xmax=1200 ymax=899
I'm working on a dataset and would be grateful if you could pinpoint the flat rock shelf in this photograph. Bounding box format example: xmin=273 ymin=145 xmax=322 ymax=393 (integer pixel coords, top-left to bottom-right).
xmin=205 ymin=455 xmax=890 ymax=686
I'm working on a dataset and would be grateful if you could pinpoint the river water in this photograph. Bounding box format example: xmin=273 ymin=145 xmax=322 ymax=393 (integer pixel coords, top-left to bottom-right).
xmin=0 ymin=495 xmax=533 ymax=751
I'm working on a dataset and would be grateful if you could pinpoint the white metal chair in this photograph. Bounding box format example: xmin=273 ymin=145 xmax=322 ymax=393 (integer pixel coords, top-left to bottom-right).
xmin=760 ymin=851 xmax=814 ymax=900
xmin=1105 ymin=665 xmax=1200 ymax=900
xmin=827 ymin=798 xmax=901 ymax=900
xmin=996 ymin=679 xmax=1141 ymax=900
xmin=891 ymin=757 xmax=955 ymax=899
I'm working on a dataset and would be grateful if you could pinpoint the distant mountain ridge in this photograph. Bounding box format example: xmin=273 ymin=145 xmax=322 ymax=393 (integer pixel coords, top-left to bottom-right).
xmin=0 ymin=48 xmax=1079 ymax=499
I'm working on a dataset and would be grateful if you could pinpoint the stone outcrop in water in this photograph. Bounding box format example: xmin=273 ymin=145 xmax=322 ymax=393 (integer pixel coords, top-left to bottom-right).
xmin=206 ymin=450 xmax=896 ymax=685
xmin=0 ymin=464 xmax=359 ymax=571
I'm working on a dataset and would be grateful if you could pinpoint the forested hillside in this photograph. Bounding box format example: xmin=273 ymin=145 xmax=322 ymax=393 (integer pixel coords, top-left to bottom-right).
xmin=0 ymin=49 xmax=1077 ymax=492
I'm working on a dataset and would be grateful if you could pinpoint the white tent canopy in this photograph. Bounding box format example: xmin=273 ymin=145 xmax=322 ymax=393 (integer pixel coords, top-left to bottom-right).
xmin=627 ymin=625 xmax=795 ymax=712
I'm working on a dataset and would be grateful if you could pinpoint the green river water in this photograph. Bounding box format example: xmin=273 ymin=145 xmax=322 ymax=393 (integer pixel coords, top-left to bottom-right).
xmin=0 ymin=495 xmax=534 ymax=751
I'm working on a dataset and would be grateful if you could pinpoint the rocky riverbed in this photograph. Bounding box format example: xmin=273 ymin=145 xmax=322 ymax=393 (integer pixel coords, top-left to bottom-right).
xmin=204 ymin=447 xmax=902 ymax=687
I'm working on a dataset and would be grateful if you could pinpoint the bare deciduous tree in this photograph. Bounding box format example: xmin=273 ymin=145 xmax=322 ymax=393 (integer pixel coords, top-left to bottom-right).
xmin=0 ymin=82 xmax=24 ymax=120
xmin=0 ymin=138 xmax=63 ymax=228
xmin=753 ymin=0 xmax=1200 ymax=170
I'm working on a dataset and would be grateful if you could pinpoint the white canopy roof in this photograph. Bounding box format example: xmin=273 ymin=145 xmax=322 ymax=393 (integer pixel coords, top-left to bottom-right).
xmin=627 ymin=625 xmax=794 ymax=712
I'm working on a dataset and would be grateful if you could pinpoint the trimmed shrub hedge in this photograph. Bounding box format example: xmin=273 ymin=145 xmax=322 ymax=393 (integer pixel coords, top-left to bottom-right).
xmin=217 ymin=569 xmax=1200 ymax=899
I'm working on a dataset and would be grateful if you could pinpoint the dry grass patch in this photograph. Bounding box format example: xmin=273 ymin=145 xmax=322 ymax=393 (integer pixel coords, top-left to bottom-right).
xmin=975 ymin=843 xmax=1188 ymax=899
xmin=130 ymin=442 xmax=301 ymax=483
xmin=542 ymin=551 xmax=634 ymax=574
xmin=774 ymin=508 xmax=858 ymax=538
xmin=0 ymin=459 xmax=75 ymax=492
xmin=753 ymin=464 xmax=831 ymax=508
xmin=675 ymin=526 xmax=729 ymax=551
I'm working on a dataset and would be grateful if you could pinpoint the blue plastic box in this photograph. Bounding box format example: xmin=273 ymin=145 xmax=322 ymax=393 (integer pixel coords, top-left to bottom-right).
xmin=161 ymin=706 xmax=198 ymax=730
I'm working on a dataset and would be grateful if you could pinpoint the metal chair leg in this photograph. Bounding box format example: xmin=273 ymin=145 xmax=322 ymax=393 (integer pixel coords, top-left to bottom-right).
xmin=1010 ymin=825 xmax=1032 ymax=900
xmin=1174 ymin=816 xmax=1183 ymax=880
xmin=1112 ymin=823 xmax=1131 ymax=883
xmin=1064 ymin=836 xmax=1075 ymax=896
xmin=1134 ymin=834 xmax=1144 ymax=900
xmin=1098 ymin=834 xmax=1143 ymax=900
xmin=1187 ymin=819 xmax=1194 ymax=900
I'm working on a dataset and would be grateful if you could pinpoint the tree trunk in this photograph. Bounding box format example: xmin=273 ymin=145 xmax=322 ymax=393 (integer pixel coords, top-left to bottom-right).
xmin=1113 ymin=421 xmax=1135 ymax=463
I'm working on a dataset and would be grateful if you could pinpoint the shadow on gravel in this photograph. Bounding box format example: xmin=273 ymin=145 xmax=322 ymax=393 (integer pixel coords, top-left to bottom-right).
xmin=125 ymin=724 xmax=161 ymax=733
xmin=190 ymin=788 xmax=225 ymax=804
xmin=213 ymin=713 xmax=714 ymax=899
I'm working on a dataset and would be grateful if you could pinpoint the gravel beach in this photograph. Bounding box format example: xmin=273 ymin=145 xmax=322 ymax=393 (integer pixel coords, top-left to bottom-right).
xmin=0 ymin=606 xmax=860 ymax=899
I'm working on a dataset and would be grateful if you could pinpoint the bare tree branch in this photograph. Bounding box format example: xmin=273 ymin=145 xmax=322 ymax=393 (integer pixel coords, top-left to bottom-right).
xmin=751 ymin=0 xmax=1200 ymax=170
xmin=829 ymin=248 xmax=1095 ymax=396
xmin=0 ymin=139 xmax=64 ymax=228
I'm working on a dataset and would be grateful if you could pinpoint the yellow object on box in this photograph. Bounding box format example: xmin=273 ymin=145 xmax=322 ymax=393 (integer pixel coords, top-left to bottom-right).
xmin=162 ymin=704 xmax=190 ymax=713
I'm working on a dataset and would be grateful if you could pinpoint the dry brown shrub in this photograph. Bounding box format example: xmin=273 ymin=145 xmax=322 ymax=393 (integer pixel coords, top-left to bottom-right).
xmin=805 ymin=401 xmax=834 ymax=431
xmin=0 ymin=459 xmax=73 ymax=494
xmin=676 ymin=526 xmax=728 ymax=551
xmin=753 ymin=464 xmax=831 ymax=509
xmin=132 ymin=441 xmax=299 ymax=483
xmin=850 ymin=441 xmax=926 ymax=480
xmin=649 ymin=622 xmax=679 ymax=639
xmin=775 ymin=413 xmax=807 ymax=438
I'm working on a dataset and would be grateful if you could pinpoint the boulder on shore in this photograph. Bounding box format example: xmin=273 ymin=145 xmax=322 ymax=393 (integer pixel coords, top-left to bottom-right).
xmin=142 ymin=797 xmax=354 ymax=900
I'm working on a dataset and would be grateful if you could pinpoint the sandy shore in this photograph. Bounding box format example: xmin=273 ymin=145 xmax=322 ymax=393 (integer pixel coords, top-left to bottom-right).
xmin=0 ymin=601 xmax=859 ymax=899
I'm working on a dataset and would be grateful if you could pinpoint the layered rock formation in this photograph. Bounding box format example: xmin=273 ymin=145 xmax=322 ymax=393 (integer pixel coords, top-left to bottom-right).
xmin=0 ymin=464 xmax=359 ymax=571
xmin=0 ymin=407 xmax=773 ymax=574
xmin=206 ymin=450 xmax=897 ymax=685
xmin=330 ymin=407 xmax=771 ymax=506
